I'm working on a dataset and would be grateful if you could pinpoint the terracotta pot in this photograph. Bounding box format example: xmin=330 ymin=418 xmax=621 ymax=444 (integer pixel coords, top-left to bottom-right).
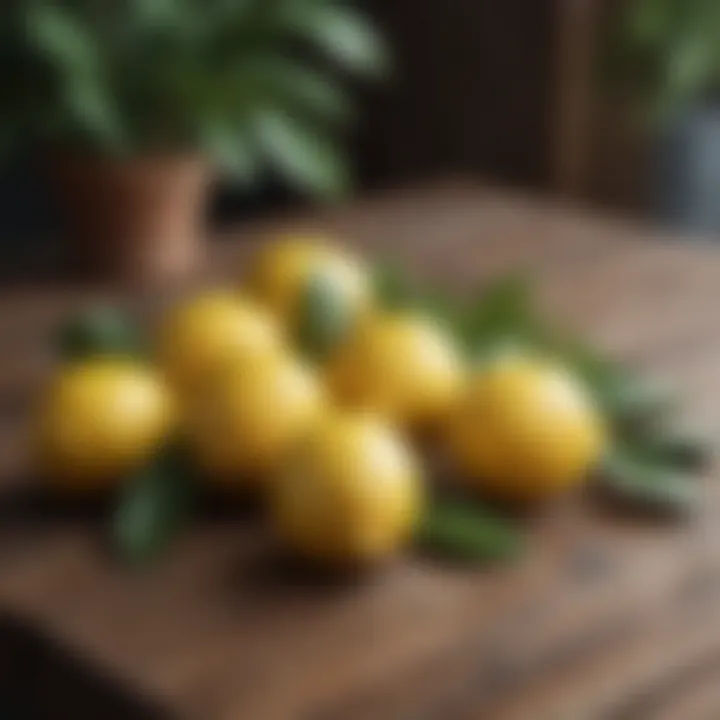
xmin=47 ymin=153 xmax=211 ymax=286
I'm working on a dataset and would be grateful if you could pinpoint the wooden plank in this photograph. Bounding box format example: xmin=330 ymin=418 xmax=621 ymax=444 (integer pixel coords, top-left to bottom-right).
xmin=2 ymin=183 xmax=720 ymax=719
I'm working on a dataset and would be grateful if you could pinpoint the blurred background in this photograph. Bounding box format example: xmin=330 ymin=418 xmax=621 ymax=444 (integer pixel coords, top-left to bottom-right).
xmin=2 ymin=0 xmax=720 ymax=282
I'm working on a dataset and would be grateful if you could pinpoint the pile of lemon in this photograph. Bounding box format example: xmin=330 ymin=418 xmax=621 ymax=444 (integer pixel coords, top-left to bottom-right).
xmin=35 ymin=236 xmax=606 ymax=567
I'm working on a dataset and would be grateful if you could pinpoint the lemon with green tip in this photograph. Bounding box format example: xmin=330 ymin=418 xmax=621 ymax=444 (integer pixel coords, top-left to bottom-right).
xmin=246 ymin=234 xmax=371 ymax=332
xmin=326 ymin=311 xmax=463 ymax=431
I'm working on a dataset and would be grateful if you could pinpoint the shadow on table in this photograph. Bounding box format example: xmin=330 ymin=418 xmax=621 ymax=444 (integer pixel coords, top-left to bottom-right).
xmin=0 ymin=612 xmax=170 ymax=720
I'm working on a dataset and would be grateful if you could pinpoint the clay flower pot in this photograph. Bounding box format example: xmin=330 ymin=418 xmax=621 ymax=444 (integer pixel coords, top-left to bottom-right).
xmin=47 ymin=153 xmax=211 ymax=286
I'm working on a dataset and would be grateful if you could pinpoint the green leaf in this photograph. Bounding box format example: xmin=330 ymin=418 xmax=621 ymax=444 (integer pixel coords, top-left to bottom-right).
xmin=23 ymin=4 xmax=97 ymax=72
xmin=289 ymin=5 xmax=389 ymax=77
xmin=622 ymin=0 xmax=683 ymax=52
xmin=202 ymin=121 xmax=257 ymax=183
xmin=548 ymin=338 xmax=617 ymax=393
xmin=254 ymin=109 xmax=350 ymax=198
xmin=372 ymin=260 xmax=418 ymax=310
xmin=599 ymin=446 xmax=698 ymax=516
xmin=461 ymin=274 xmax=534 ymax=357
xmin=630 ymin=429 xmax=711 ymax=473
xmin=539 ymin=333 xmax=674 ymax=431
xmin=57 ymin=306 xmax=145 ymax=361
xmin=297 ymin=271 xmax=353 ymax=361
xmin=113 ymin=444 xmax=196 ymax=566
xmin=261 ymin=58 xmax=354 ymax=124
xmin=63 ymin=74 xmax=123 ymax=148
xmin=616 ymin=0 xmax=720 ymax=116
xmin=126 ymin=0 xmax=187 ymax=29
xmin=662 ymin=31 xmax=718 ymax=110
xmin=417 ymin=500 xmax=524 ymax=564
xmin=417 ymin=290 xmax=465 ymax=336
xmin=22 ymin=4 xmax=123 ymax=147
xmin=583 ymin=368 xmax=673 ymax=432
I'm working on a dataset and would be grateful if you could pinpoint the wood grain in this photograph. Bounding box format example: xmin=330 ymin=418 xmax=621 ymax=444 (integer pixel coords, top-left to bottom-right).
xmin=2 ymin=182 xmax=720 ymax=719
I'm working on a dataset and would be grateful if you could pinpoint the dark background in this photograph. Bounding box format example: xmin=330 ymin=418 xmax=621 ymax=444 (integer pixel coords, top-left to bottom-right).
xmin=356 ymin=0 xmax=553 ymax=192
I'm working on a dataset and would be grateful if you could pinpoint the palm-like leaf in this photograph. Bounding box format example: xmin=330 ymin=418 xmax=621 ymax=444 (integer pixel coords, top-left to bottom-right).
xmin=3 ymin=0 xmax=387 ymax=198
xmin=618 ymin=0 xmax=720 ymax=116
xmin=288 ymin=3 xmax=389 ymax=78
xmin=254 ymin=108 xmax=350 ymax=198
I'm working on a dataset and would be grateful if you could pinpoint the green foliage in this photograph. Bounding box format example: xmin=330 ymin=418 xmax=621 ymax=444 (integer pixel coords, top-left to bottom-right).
xmin=459 ymin=274 xmax=536 ymax=359
xmin=254 ymin=108 xmax=350 ymax=198
xmin=600 ymin=446 xmax=699 ymax=515
xmin=629 ymin=429 xmax=710 ymax=471
xmin=112 ymin=442 xmax=197 ymax=565
xmin=417 ymin=499 xmax=524 ymax=564
xmin=613 ymin=0 xmax=720 ymax=117
xmin=372 ymin=260 xmax=422 ymax=310
xmin=86 ymin=258 xmax=709 ymax=568
xmin=1 ymin=0 xmax=387 ymax=197
xmin=372 ymin=261 xmax=710 ymax=520
xmin=56 ymin=305 xmax=145 ymax=361
xmin=289 ymin=4 xmax=389 ymax=78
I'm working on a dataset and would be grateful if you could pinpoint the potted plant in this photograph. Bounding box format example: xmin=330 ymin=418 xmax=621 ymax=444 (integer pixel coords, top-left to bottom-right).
xmin=613 ymin=0 xmax=720 ymax=232
xmin=1 ymin=1 xmax=385 ymax=284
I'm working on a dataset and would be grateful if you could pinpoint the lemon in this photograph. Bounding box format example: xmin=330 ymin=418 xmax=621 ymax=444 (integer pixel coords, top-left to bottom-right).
xmin=271 ymin=412 xmax=423 ymax=566
xmin=446 ymin=356 xmax=606 ymax=502
xmin=37 ymin=359 xmax=174 ymax=489
xmin=185 ymin=353 xmax=325 ymax=486
xmin=156 ymin=290 xmax=283 ymax=394
xmin=246 ymin=234 xmax=370 ymax=330
xmin=326 ymin=311 xmax=463 ymax=430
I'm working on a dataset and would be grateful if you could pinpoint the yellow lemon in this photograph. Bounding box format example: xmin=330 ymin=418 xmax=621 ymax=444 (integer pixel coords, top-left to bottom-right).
xmin=37 ymin=359 xmax=174 ymax=490
xmin=246 ymin=234 xmax=371 ymax=330
xmin=185 ymin=353 xmax=325 ymax=486
xmin=446 ymin=356 xmax=606 ymax=502
xmin=271 ymin=412 xmax=423 ymax=566
xmin=326 ymin=312 xmax=463 ymax=430
xmin=156 ymin=290 xmax=283 ymax=394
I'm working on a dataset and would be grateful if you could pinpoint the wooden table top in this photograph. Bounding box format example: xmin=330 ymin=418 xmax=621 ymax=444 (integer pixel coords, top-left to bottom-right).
xmin=2 ymin=183 xmax=720 ymax=720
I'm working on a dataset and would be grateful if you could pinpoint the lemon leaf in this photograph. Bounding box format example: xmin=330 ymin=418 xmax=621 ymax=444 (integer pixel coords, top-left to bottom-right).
xmin=552 ymin=345 xmax=655 ymax=416
xmin=462 ymin=274 xmax=535 ymax=358
xmin=598 ymin=446 xmax=698 ymax=516
xmin=372 ymin=260 xmax=415 ymax=309
xmin=417 ymin=291 xmax=466 ymax=336
xmin=631 ymin=430 xmax=711 ymax=473
xmin=56 ymin=305 xmax=145 ymax=361
xmin=596 ymin=374 xmax=675 ymax=432
xmin=112 ymin=444 xmax=197 ymax=566
xmin=417 ymin=500 xmax=524 ymax=564
xmin=536 ymin=331 xmax=677 ymax=433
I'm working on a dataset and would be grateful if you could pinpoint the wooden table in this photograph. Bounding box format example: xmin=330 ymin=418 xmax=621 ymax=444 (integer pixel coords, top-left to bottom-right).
xmin=2 ymin=183 xmax=720 ymax=720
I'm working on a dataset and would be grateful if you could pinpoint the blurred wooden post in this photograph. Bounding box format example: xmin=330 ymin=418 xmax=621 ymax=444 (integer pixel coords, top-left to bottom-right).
xmin=552 ymin=0 xmax=601 ymax=198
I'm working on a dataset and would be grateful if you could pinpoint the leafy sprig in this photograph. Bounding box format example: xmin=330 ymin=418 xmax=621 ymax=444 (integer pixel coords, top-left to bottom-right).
xmin=112 ymin=442 xmax=197 ymax=565
xmin=63 ymin=258 xmax=711 ymax=569
xmin=417 ymin=499 xmax=524 ymax=564
xmin=611 ymin=0 xmax=720 ymax=119
xmin=371 ymin=263 xmax=710 ymax=558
